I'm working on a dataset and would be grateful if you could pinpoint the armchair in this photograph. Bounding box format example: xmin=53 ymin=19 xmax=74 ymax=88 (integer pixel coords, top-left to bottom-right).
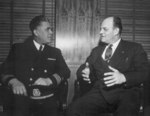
xmin=73 ymin=79 xmax=144 ymax=116
xmin=0 ymin=79 xmax=68 ymax=116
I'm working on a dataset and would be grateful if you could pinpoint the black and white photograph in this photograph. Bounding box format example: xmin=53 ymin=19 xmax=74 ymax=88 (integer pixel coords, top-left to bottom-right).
xmin=0 ymin=0 xmax=150 ymax=116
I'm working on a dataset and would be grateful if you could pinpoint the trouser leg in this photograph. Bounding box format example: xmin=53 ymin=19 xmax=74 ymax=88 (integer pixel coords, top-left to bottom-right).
xmin=31 ymin=97 xmax=58 ymax=116
xmin=67 ymin=88 xmax=109 ymax=116
xmin=13 ymin=95 xmax=30 ymax=116
xmin=114 ymin=89 xmax=140 ymax=116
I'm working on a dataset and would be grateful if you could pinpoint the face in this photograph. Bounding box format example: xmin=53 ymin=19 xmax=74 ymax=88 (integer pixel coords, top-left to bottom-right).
xmin=34 ymin=21 xmax=53 ymax=44
xmin=99 ymin=17 xmax=117 ymax=44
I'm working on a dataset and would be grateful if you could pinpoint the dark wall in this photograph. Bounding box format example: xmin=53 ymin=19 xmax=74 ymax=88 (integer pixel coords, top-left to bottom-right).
xmin=0 ymin=0 xmax=55 ymax=62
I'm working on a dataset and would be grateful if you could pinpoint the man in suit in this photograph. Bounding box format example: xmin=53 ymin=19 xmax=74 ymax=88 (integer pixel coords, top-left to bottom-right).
xmin=1 ymin=15 xmax=70 ymax=116
xmin=67 ymin=16 xmax=149 ymax=116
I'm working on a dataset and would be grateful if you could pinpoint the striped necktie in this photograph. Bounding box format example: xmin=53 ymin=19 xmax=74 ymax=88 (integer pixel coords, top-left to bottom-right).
xmin=105 ymin=44 xmax=112 ymax=62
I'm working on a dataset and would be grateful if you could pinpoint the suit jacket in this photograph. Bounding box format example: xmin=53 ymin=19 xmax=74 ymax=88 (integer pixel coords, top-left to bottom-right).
xmin=77 ymin=39 xmax=149 ymax=103
xmin=1 ymin=37 xmax=70 ymax=96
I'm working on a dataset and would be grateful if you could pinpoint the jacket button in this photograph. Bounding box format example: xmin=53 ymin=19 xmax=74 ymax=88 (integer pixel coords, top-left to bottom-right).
xmin=31 ymin=68 xmax=34 ymax=71
xmin=44 ymin=69 xmax=47 ymax=73
xmin=30 ymin=78 xmax=33 ymax=81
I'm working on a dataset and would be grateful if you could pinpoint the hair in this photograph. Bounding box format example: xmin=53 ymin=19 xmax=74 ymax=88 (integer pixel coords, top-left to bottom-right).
xmin=113 ymin=16 xmax=123 ymax=35
xmin=29 ymin=15 xmax=50 ymax=33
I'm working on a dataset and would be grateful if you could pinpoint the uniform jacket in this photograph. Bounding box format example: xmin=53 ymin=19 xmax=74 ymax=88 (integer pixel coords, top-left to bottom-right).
xmin=1 ymin=37 xmax=70 ymax=95
xmin=77 ymin=39 xmax=149 ymax=103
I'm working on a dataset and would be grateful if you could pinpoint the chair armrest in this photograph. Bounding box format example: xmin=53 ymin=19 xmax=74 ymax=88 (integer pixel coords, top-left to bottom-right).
xmin=56 ymin=79 xmax=68 ymax=110
xmin=72 ymin=80 xmax=81 ymax=101
xmin=73 ymin=79 xmax=94 ymax=101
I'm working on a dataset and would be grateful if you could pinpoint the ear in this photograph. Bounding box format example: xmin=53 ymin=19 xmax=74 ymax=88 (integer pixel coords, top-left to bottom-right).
xmin=114 ymin=28 xmax=119 ymax=35
xmin=33 ymin=29 xmax=39 ymax=36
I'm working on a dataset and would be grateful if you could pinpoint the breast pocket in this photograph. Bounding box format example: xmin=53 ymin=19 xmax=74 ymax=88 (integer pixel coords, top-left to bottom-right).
xmin=117 ymin=56 xmax=132 ymax=72
xmin=46 ymin=58 xmax=57 ymax=70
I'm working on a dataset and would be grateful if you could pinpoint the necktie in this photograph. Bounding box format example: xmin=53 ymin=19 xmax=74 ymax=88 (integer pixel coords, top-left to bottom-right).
xmin=105 ymin=44 xmax=112 ymax=61
xmin=39 ymin=45 xmax=43 ymax=52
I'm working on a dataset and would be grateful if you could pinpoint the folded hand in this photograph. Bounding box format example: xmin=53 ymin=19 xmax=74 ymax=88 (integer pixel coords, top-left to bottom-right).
xmin=9 ymin=78 xmax=27 ymax=96
xmin=103 ymin=66 xmax=126 ymax=87
xmin=34 ymin=78 xmax=52 ymax=86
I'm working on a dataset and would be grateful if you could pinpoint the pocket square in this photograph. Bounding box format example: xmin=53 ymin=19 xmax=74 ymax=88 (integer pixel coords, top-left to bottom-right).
xmin=47 ymin=58 xmax=56 ymax=61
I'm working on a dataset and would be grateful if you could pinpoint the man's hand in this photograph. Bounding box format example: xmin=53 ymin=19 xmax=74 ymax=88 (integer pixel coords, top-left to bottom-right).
xmin=9 ymin=78 xmax=27 ymax=96
xmin=103 ymin=66 xmax=126 ymax=87
xmin=82 ymin=62 xmax=91 ymax=83
xmin=34 ymin=78 xmax=52 ymax=86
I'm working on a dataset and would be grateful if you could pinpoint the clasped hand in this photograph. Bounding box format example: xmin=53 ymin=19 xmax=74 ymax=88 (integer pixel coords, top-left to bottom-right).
xmin=82 ymin=65 xmax=126 ymax=87
xmin=9 ymin=78 xmax=27 ymax=96
xmin=9 ymin=77 xmax=52 ymax=96
xmin=82 ymin=67 xmax=91 ymax=83
xmin=104 ymin=66 xmax=126 ymax=87
xmin=33 ymin=77 xmax=52 ymax=86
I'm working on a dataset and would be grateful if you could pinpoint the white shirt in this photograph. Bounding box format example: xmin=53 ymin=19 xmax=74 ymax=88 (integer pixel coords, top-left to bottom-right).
xmin=33 ymin=40 xmax=44 ymax=51
xmin=102 ymin=39 xmax=121 ymax=60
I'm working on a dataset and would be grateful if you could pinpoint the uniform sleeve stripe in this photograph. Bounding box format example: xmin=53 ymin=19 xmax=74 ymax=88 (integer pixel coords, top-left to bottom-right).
xmin=53 ymin=73 xmax=61 ymax=85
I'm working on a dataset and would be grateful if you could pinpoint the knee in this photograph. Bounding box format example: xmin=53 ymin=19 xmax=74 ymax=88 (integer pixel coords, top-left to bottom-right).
xmin=116 ymin=103 xmax=139 ymax=116
xmin=67 ymin=100 xmax=81 ymax=112
xmin=67 ymin=99 xmax=86 ymax=116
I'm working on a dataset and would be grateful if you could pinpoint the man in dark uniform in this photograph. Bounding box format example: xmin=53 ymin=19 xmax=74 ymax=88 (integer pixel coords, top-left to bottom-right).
xmin=67 ymin=16 xmax=149 ymax=116
xmin=1 ymin=15 xmax=70 ymax=116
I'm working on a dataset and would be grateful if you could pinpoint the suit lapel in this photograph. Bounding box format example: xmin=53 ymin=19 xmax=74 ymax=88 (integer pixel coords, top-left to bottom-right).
xmin=109 ymin=40 xmax=126 ymax=66
xmin=93 ymin=45 xmax=109 ymax=78
xmin=42 ymin=45 xmax=51 ymax=57
xmin=94 ymin=45 xmax=106 ymax=64
xmin=98 ymin=45 xmax=106 ymax=58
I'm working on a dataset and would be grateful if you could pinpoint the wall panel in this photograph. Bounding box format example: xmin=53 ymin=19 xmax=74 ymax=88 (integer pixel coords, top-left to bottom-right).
xmin=0 ymin=0 xmax=55 ymax=63
xmin=0 ymin=0 xmax=11 ymax=62
xmin=134 ymin=0 xmax=150 ymax=59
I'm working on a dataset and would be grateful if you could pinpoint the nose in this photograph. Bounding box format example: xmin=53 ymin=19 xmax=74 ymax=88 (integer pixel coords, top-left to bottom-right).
xmin=50 ymin=30 xmax=53 ymax=34
xmin=49 ymin=28 xmax=53 ymax=34
xmin=99 ymin=29 xmax=103 ymax=35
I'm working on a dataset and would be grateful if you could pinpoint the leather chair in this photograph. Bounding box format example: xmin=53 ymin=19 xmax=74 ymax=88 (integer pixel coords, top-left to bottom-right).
xmin=73 ymin=79 xmax=144 ymax=116
xmin=0 ymin=79 xmax=68 ymax=116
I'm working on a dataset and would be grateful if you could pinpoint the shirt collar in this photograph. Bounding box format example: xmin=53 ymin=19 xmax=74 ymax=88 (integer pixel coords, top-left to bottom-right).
xmin=111 ymin=38 xmax=121 ymax=50
xmin=33 ymin=40 xmax=44 ymax=51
